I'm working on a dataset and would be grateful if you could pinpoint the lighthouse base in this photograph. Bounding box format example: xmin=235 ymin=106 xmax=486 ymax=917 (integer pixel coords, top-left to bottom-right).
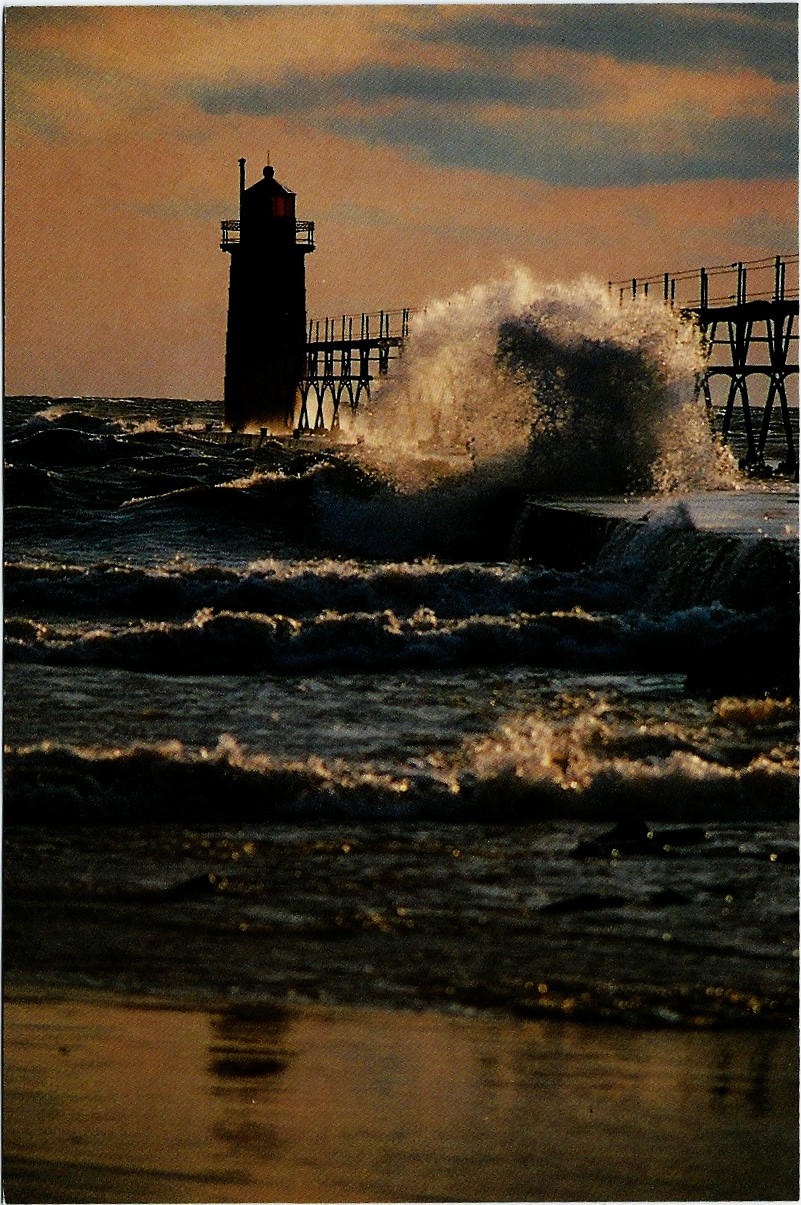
xmin=224 ymin=384 xmax=298 ymax=434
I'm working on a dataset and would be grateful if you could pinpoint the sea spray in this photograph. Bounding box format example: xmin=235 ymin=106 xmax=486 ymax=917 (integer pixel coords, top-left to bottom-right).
xmin=357 ymin=270 xmax=735 ymax=494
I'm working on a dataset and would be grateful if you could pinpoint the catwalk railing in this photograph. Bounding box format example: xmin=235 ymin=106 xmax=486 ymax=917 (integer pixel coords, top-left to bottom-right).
xmin=220 ymin=219 xmax=315 ymax=250
xmin=608 ymin=254 xmax=799 ymax=310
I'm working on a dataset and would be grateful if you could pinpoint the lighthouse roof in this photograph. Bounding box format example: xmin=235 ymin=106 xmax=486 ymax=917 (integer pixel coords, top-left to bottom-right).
xmin=246 ymin=165 xmax=294 ymax=197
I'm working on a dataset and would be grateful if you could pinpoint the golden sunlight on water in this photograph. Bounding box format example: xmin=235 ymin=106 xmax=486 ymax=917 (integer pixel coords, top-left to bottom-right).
xmin=4 ymin=993 xmax=797 ymax=1203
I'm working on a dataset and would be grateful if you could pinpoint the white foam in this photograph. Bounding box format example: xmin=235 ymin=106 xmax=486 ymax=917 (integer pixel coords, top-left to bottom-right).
xmin=356 ymin=270 xmax=736 ymax=495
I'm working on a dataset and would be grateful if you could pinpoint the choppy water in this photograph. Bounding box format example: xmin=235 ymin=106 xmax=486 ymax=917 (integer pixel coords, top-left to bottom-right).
xmin=4 ymin=280 xmax=798 ymax=1028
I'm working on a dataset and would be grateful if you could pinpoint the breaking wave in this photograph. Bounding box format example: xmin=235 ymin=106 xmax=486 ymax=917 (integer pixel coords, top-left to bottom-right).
xmin=6 ymin=601 xmax=793 ymax=694
xmin=4 ymin=557 xmax=626 ymax=620
xmin=357 ymin=271 xmax=736 ymax=495
xmin=597 ymin=511 xmax=798 ymax=613
xmin=5 ymin=695 xmax=796 ymax=824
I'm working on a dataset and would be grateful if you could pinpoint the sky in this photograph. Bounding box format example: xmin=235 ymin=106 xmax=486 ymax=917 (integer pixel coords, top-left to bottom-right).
xmin=4 ymin=2 xmax=798 ymax=400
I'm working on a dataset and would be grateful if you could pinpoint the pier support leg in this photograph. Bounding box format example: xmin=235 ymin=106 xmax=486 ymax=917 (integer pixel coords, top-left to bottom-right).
xmin=721 ymin=318 xmax=757 ymax=466
xmin=759 ymin=312 xmax=797 ymax=473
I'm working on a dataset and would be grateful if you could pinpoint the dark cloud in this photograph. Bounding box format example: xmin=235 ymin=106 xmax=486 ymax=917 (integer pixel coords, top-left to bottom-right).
xmin=193 ymin=77 xmax=321 ymax=116
xmin=327 ymin=102 xmax=798 ymax=188
xmin=5 ymin=39 xmax=147 ymax=142
xmin=191 ymin=51 xmax=796 ymax=188
xmin=181 ymin=6 xmax=267 ymax=20
xmin=4 ymin=94 xmax=64 ymax=142
xmin=5 ymin=42 xmax=93 ymax=81
xmin=417 ymin=4 xmax=798 ymax=84
xmin=192 ymin=62 xmax=586 ymax=116
xmin=185 ymin=7 xmax=798 ymax=189
xmin=4 ymin=45 xmax=90 ymax=141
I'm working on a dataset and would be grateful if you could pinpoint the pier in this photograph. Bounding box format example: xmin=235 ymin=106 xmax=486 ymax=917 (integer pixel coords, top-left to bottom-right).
xmin=609 ymin=254 xmax=799 ymax=475
xmin=217 ymin=171 xmax=797 ymax=473
xmin=297 ymin=308 xmax=410 ymax=431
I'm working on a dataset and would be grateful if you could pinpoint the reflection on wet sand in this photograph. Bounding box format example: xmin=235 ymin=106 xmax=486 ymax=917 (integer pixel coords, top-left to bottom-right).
xmin=4 ymin=992 xmax=798 ymax=1203
xmin=208 ymin=1004 xmax=292 ymax=1159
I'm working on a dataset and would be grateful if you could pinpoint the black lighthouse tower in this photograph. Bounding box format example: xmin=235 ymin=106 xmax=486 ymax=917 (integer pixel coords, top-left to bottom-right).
xmin=221 ymin=160 xmax=315 ymax=432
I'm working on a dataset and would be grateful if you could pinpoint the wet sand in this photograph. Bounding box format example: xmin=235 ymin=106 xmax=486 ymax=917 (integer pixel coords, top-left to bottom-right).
xmin=4 ymin=990 xmax=798 ymax=1203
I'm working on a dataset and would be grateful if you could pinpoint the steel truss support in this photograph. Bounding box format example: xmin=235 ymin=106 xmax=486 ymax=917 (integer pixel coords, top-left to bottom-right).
xmin=721 ymin=315 xmax=756 ymax=461
xmin=694 ymin=299 xmax=798 ymax=474
xmin=759 ymin=310 xmax=796 ymax=472
xmin=296 ymin=310 xmax=409 ymax=432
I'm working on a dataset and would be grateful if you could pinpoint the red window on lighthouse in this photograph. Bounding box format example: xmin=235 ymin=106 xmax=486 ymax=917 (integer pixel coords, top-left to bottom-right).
xmin=271 ymin=195 xmax=295 ymax=219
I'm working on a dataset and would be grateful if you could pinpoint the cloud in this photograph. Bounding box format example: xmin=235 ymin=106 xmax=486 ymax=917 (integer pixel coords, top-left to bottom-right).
xmin=730 ymin=212 xmax=797 ymax=250
xmin=8 ymin=5 xmax=796 ymax=192
xmin=4 ymin=8 xmax=94 ymax=32
xmin=184 ymin=5 xmax=797 ymax=189
xmin=326 ymin=102 xmax=797 ymax=187
xmin=192 ymin=62 xmax=586 ymax=116
xmin=419 ymin=4 xmax=798 ymax=84
xmin=190 ymin=53 xmax=797 ymax=188
xmin=4 ymin=37 xmax=166 ymax=142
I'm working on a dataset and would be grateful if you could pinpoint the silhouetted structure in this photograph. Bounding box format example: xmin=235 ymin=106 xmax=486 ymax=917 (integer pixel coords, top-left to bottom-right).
xmin=221 ymin=160 xmax=314 ymax=432
xmin=299 ymin=309 xmax=409 ymax=431
xmin=610 ymin=254 xmax=798 ymax=474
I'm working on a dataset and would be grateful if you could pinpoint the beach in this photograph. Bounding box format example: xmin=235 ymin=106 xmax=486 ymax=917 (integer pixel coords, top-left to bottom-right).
xmin=5 ymin=991 xmax=798 ymax=1203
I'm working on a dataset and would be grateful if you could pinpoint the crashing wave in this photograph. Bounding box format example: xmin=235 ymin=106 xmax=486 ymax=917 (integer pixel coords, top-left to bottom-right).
xmin=5 ymin=602 xmax=794 ymax=695
xmin=5 ymin=700 xmax=796 ymax=824
xmin=3 ymin=557 xmax=627 ymax=620
xmin=356 ymin=271 xmax=736 ymax=495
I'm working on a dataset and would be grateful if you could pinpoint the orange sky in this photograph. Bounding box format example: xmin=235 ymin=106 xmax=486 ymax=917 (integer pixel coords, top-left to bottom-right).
xmin=4 ymin=4 xmax=797 ymax=400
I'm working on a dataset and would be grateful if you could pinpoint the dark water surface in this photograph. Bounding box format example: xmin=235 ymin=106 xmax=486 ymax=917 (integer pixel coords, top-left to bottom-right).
xmin=3 ymin=388 xmax=799 ymax=1201
xmin=4 ymin=393 xmax=798 ymax=1018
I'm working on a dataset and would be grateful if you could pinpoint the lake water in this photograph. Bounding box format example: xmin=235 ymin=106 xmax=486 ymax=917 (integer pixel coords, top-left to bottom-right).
xmin=4 ymin=281 xmax=798 ymax=1200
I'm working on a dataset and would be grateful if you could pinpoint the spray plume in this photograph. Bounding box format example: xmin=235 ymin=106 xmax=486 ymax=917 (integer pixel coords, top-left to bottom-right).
xmin=355 ymin=270 xmax=735 ymax=495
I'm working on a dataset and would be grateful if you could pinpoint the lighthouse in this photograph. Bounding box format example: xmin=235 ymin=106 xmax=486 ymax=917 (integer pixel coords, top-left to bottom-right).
xmin=220 ymin=160 xmax=315 ymax=432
